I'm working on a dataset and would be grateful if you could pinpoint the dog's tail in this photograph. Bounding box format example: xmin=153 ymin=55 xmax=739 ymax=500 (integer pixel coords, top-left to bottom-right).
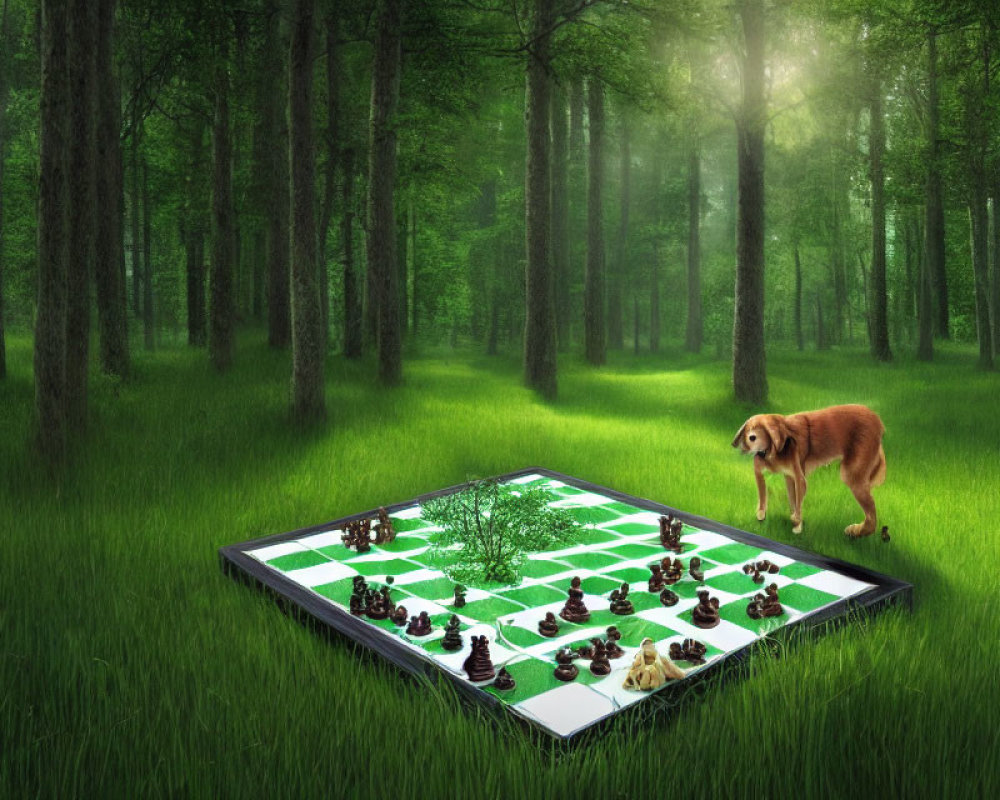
xmin=871 ymin=446 xmax=886 ymax=487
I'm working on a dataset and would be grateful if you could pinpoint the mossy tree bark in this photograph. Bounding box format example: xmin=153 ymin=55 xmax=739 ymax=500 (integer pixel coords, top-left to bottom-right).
xmin=94 ymin=0 xmax=129 ymax=377
xmin=342 ymin=147 xmax=362 ymax=358
xmin=367 ymin=0 xmax=403 ymax=386
xmin=732 ymin=0 xmax=767 ymax=403
xmin=523 ymin=0 xmax=557 ymax=398
xmin=289 ymin=0 xmax=325 ymax=420
xmin=209 ymin=52 xmax=236 ymax=372
xmin=141 ymin=158 xmax=153 ymax=350
xmin=318 ymin=12 xmax=340 ymax=352
xmin=184 ymin=119 xmax=207 ymax=347
xmin=868 ymin=75 xmax=892 ymax=363
xmin=925 ymin=30 xmax=949 ymax=339
xmin=35 ymin=0 xmax=70 ymax=459
xmin=584 ymin=77 xmax=606 ymax=367
xmin=550 ymin=81 xmax=570 ymax=352
xmin=608 ymin=116 xmax=628 ymax=352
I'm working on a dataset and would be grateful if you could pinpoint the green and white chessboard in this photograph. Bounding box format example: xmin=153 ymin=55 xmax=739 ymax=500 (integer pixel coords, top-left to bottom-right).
xmin=221 ymin=469 xmax=911 ymax=739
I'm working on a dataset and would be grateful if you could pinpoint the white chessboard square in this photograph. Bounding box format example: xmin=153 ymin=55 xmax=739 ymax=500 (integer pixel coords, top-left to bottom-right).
xmin=681 ymin=531 xmax=741 ymax=551
xmin=389 ymin=505 xmax=424 ymax=520
xmin=393 ymin=596 xmax=451 ymax=619
xmin=549 ymin=492 xmax=615 ymax=508
xmin=248 ymin=541 xmax=306 ymax=563
xmin=434 ymin=629 xmax=518 ymax=678
xmin=586 ymin=655 xmax=679 ymax=710
xmin=296 ymin=530 xmax=343 ymax=550
xmin=382 ymin=567 xmax=444 ymax=587
xmin=596 ymin=511 xmax=662 ymax=530
xmin=797 ymin=570 xmax=875 ymax=599
xmin=285 ymin=559 xmax=356 ymax=588
xmin=514 ymin=681 xmax=617 ymax=738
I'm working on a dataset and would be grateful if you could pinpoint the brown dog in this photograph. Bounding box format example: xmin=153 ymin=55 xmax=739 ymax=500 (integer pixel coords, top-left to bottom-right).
xmin=732 ymin=404 xmax=886 ymax=537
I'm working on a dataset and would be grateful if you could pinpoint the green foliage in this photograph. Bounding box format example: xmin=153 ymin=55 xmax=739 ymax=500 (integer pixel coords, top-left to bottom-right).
xmin=421 ymin=478 xmax=578 ymax=584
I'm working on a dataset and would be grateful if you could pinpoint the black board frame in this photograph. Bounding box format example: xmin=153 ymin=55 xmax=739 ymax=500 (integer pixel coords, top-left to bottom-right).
xmin=219 ymin=466 xmax=913 ymax=741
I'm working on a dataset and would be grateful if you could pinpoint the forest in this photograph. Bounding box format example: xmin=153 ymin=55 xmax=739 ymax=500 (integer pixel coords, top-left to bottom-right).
xmin=3 ymin=0 xmax=1000 ymax=795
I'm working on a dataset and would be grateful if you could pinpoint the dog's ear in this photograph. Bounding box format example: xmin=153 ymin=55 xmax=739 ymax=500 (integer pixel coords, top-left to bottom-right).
xmin=731 ymin=421 xmax=748 ymax=449
xmin=760 ymin=415 xmax=791 ymax=454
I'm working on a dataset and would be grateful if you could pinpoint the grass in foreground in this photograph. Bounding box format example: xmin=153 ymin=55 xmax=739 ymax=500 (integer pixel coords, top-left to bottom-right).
xmin=1 ymin=331 xmax=998 ymax=797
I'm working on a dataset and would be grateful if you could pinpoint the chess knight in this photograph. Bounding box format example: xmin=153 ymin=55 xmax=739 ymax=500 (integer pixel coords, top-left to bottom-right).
xmin=622 ymin=638 xmax=685 ymax=691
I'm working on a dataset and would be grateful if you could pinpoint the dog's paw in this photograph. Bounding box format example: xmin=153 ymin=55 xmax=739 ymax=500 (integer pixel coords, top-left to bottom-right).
xmin=756 ymin=509 xmax=766 ymax=522
xmin=844 ymin=523 xmax=874 ymax=538
xmin=791 ymin=522 xmax=803 ymax=534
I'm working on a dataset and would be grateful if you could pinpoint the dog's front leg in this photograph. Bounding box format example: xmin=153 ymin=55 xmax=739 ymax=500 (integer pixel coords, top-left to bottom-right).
xmin=790 ymin=464 xmax=807 ymax=534
xmin=754 ymin=456 xmax=767 ymax=521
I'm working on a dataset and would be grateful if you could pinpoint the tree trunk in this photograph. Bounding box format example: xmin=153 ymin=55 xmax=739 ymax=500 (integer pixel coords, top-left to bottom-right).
xmin=733 ymin=0 xmax=768 ymax=403
xmin=568 ymin=76 xmax=585 ymax=347
xmin=585 ymin=77 xmax=606 ymax=366
xmin=209 ymin=54 xmax=236 ymax=372
xmin=318 ymin=12 xmax=340 ymax=352
xmin=685 ymin=145 xmax=702 ymax=353
xmin=290 ymin=0 xmax=325 ymax=419
xmin=342 ymin=147 xmax=362 ymax=358
xmin=93 ymin=0 xmax=129 ymax=377
xmin=650 ymin=243 xmax=660 ymax=353
xmin=64 ymin=0 xmax=98 ymax=428
xmin=367 ymin=0 xmax=403 ymax=386
xmin=397 ymin=198 xmax=408 ymax=337
xmin=263 ymin=0 xmax=290 ymax=349
xmin=130 ymin=124 xmax=141 ymax=316
xmin=551 ymin=81 xmax=570 ymax=351
xmin=186 ymin=226 xmax=206 ymax=346
xmin=142 ymin=158 xmax=153 ymax=349
xmin=992 ymin=176 xmax=1000 ymax=359
xmin=925 ymin=30 xmax=949 ymax=339
xmin=633 ymin=293 xmax=639 ymax=354
xmin=410 ymin=204 xmax=418 ymax=336
xmin=794 ymin=242 xmax=803 ymax=351
xmin=868 ymin=78 xmax=892 ymax=362
xmin=917 ymin=213 xmax=934 ymax=360
xmin=609 ymin=116 xmax=628 ymax=351
xmin=969 ymin=184 xmax=992 ymax=368
xmin=830 ymin=163 xmax=846 ymax=345
xmin=36 ymin=0 xmax=70 ymax=458
xmin=523 ymin=0 xmax=557 ymax=397
xmin=816 ymin=294 xmax=827 ymax=350
xmin=0 ymin=0 xmax=9 ymax=379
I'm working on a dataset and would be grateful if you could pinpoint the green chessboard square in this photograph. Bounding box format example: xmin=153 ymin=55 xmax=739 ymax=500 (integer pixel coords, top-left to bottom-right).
xmin=351 ymin=558 xmax=424 ymax=578
xmin=549 ymin=486 xmax=589 ymax=498
xmin=778 ymin=562 xmax=823 ymax=580
xmin=578 ymin=575 xmax=623 ymax=596
xmin=707 ymin=570 xmax=766 ymax=596
xmin=499 ymin=623 xmax=550 ymax=649
xmin=608 ymin=616 xmax=680 ymax=648
xmin=387 ymin=516 xmax=431 ymax=533
xmin=519 ymin=559 xmax=574 ymax=579
xmin=373 ymin=537 xmax=430 ymax=553
xmin=267 ymin=549 xmax=331 ymax=572
xmin=603 ymin=501 xmax=644 ymax=516
xmin=605 ymin=542 xmax=663 ymax=561
xmin=605 ymin=566 xmax=652 ymax=585
xmin=459 ymin=596 xmax=526 ymax=622
xmin=497 ymin=584 xmax=567 ymax=606
xmin=564 ymin=506 xmax=624 ymax=526
xmin=573 ymin=528 xmax=624 ymax=546
xmin=315 ymin=544 xmax=370 ymax=562
xmin=312 ymin=577 xmax=358 ymax=604
xmin=603 ymin=521 xmax=661 ymax=536
xmin=564 ymin=551 xmax=622 ymax=571
xmin=777 ymin=582 xmax=839 ymax=612
xmin=620 ymin=591 xmax=663 ymax=614
xmin=659 ymin=580 xmax=705 ymax=601
xmin=716 ymin=599 xmax=786 ymax=634
xmin=399 ymin=576 xmax=457 ymax=601
xmin=483 ymin=657 xmax=561 ymax=705
xmin=697 ymin=543 xmax=764 ymax=565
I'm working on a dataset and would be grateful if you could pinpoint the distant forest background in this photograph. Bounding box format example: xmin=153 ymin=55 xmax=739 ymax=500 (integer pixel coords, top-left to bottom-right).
xmin=1 ymin=0 xmax=999 ymax=457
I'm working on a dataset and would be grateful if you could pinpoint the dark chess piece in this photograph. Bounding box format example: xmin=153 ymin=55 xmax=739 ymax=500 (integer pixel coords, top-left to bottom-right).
xmin=553 ymin=649 xmax=579 ymax=682
xmin=659 ymin=588 xmax=679 ymax=607
xmin=453 ymin=584 xmax=467 ymax=608
xmin=378 ymin=582 xmax=395 ymax=616
xmin=406 ymin=611 xmax=432 ymax=637
xmin=610 ymin=582 xmax=635 ymax=615
xmin=374 ymin=507 xmax=396 ymax=544
xmin=589 ymin=640 xmax=612 ymax=676
xmin=349 ymin=593 xmax=364 ymax=616
xmin=574 ymin=640 xmax=596 ymax=660
xmin=492 ymin=667 xmax=516 ymax=692
xmin=538 ymin=612 xmax=560 ymax=638
xmin=659 ymin=515 xmax=682 ymax=552
xmin=559 ymin=576 xmax=591 ymax=623
xmin=742 ymin=563 xmax=754 ymax=575
xmin=691 ymin=589 xmax=720 ymax=629
xmin=881 ymin=525 xmax=890 ymax=543
xmin=441 ymin=614 xmax=463 ymax=651
xmin=761 ymin=583 xmax=783 ymax=617
xmin=689 ymin=556 xmax=705 ymax=583
xmin=768 ymin=562 xmax=780 ymax=574
xmin=746 ymin=593 xmax=765 ymax=619
xmin=605 ymin=627 xmax=624 ymax=659
xmin=348 ymin=576 xmax=367 ymax=615
xmin=367 ymin=590 xmax=389 ymax=620
xmin=355 ymin=520 xmax=372 ymax=553
xmin=391 ymin=605 xmax=409 ymax=626
xmin=462 ymin=635 xmax=496 ymax=682
xmin=671 ymin=517 xmax=684 ymax=540
xmin=648 ymin=563 xmax=666 ymax=592
xmin=662 ymin=558 xmax=684 ymax=585
xmin=670 ymin=638 xmax=707 ymax=665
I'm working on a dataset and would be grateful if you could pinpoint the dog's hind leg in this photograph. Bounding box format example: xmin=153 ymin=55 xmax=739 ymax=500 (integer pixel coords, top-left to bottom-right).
xmin=842 ymin=471 xmax=877 ymax=538
xmin=871 ymin=445 xmax=886 ymax=487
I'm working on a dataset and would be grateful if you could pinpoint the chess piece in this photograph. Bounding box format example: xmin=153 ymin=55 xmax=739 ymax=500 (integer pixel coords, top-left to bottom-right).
xmin=689 ymin=556 xmax=705 ymax=583
xmin=605 ymin=627 xmax=624 ymax=659
xmin=559 ymin=576 xmax=591 ymax=623
xmin=553 ymin=648 xmax=579 ymax=682
xmin=441 ymin=614 xmax=463 ymax=651
xmin=462 ymin=635 xmax=496 ymax=682
xmin=610 ymin=582 xmax=635 ymax=615
xmin=374 ymin=507 xmax=396 ymax=543
xmin=761 ymin=583 xmax=783 ymax=617
xmin=366 ymin=590 xmax=388 ymax=620
xmin=662 ymin=558 xmax=684 ymax=585
xmin=622 ymin=637 xmax=684 ymax=690
xmin=691 ymin=589 xmax=720 ymax=628
xmin=659 ymin=515 xmax=682 ymax=552
xmin=492 ymin=667 xmax=516 ymax=691
xmin=453 ymin=584 xmax=467 ymax=608
xmin=537 ymin=612 xmax=560 ymax=638
xmin=589 ymin=640 xmax=612 ymax=676
xmin=659 ymin=588 xmax=679 ymax=607
xmin=391 ymin=605 xmax=409 ymax=626
xmin=406 ymin=611 xmax=432 ymax=637
xmin=648 ymin=563 xmax=666 ymax=592
xmin=574 ymin=641 xmax=596 ymax=660
xmin=746 ymin=593 xmax=764 ymax=619
xmin=668 ymin=638 xmax=707 ymax=665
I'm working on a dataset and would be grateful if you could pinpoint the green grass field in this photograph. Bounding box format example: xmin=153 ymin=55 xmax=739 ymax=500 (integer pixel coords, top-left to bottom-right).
xmin=2 ymin=332 xmax=998 ymax=797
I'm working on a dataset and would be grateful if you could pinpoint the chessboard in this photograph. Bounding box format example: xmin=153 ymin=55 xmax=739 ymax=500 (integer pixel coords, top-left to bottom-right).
xmin=219 ymin=468 xmax=912 ymax=739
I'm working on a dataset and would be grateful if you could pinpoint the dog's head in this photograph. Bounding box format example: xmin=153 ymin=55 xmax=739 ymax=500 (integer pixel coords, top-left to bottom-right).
xmin=732 ymin=414 xmax=790 ymax=457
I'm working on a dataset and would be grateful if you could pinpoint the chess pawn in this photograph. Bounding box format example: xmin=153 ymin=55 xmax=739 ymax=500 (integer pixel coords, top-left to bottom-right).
xmin=553 ymin=649 xmax=579 ymax=682
xmin=538 ymin=612 xmax=560 ymax=638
